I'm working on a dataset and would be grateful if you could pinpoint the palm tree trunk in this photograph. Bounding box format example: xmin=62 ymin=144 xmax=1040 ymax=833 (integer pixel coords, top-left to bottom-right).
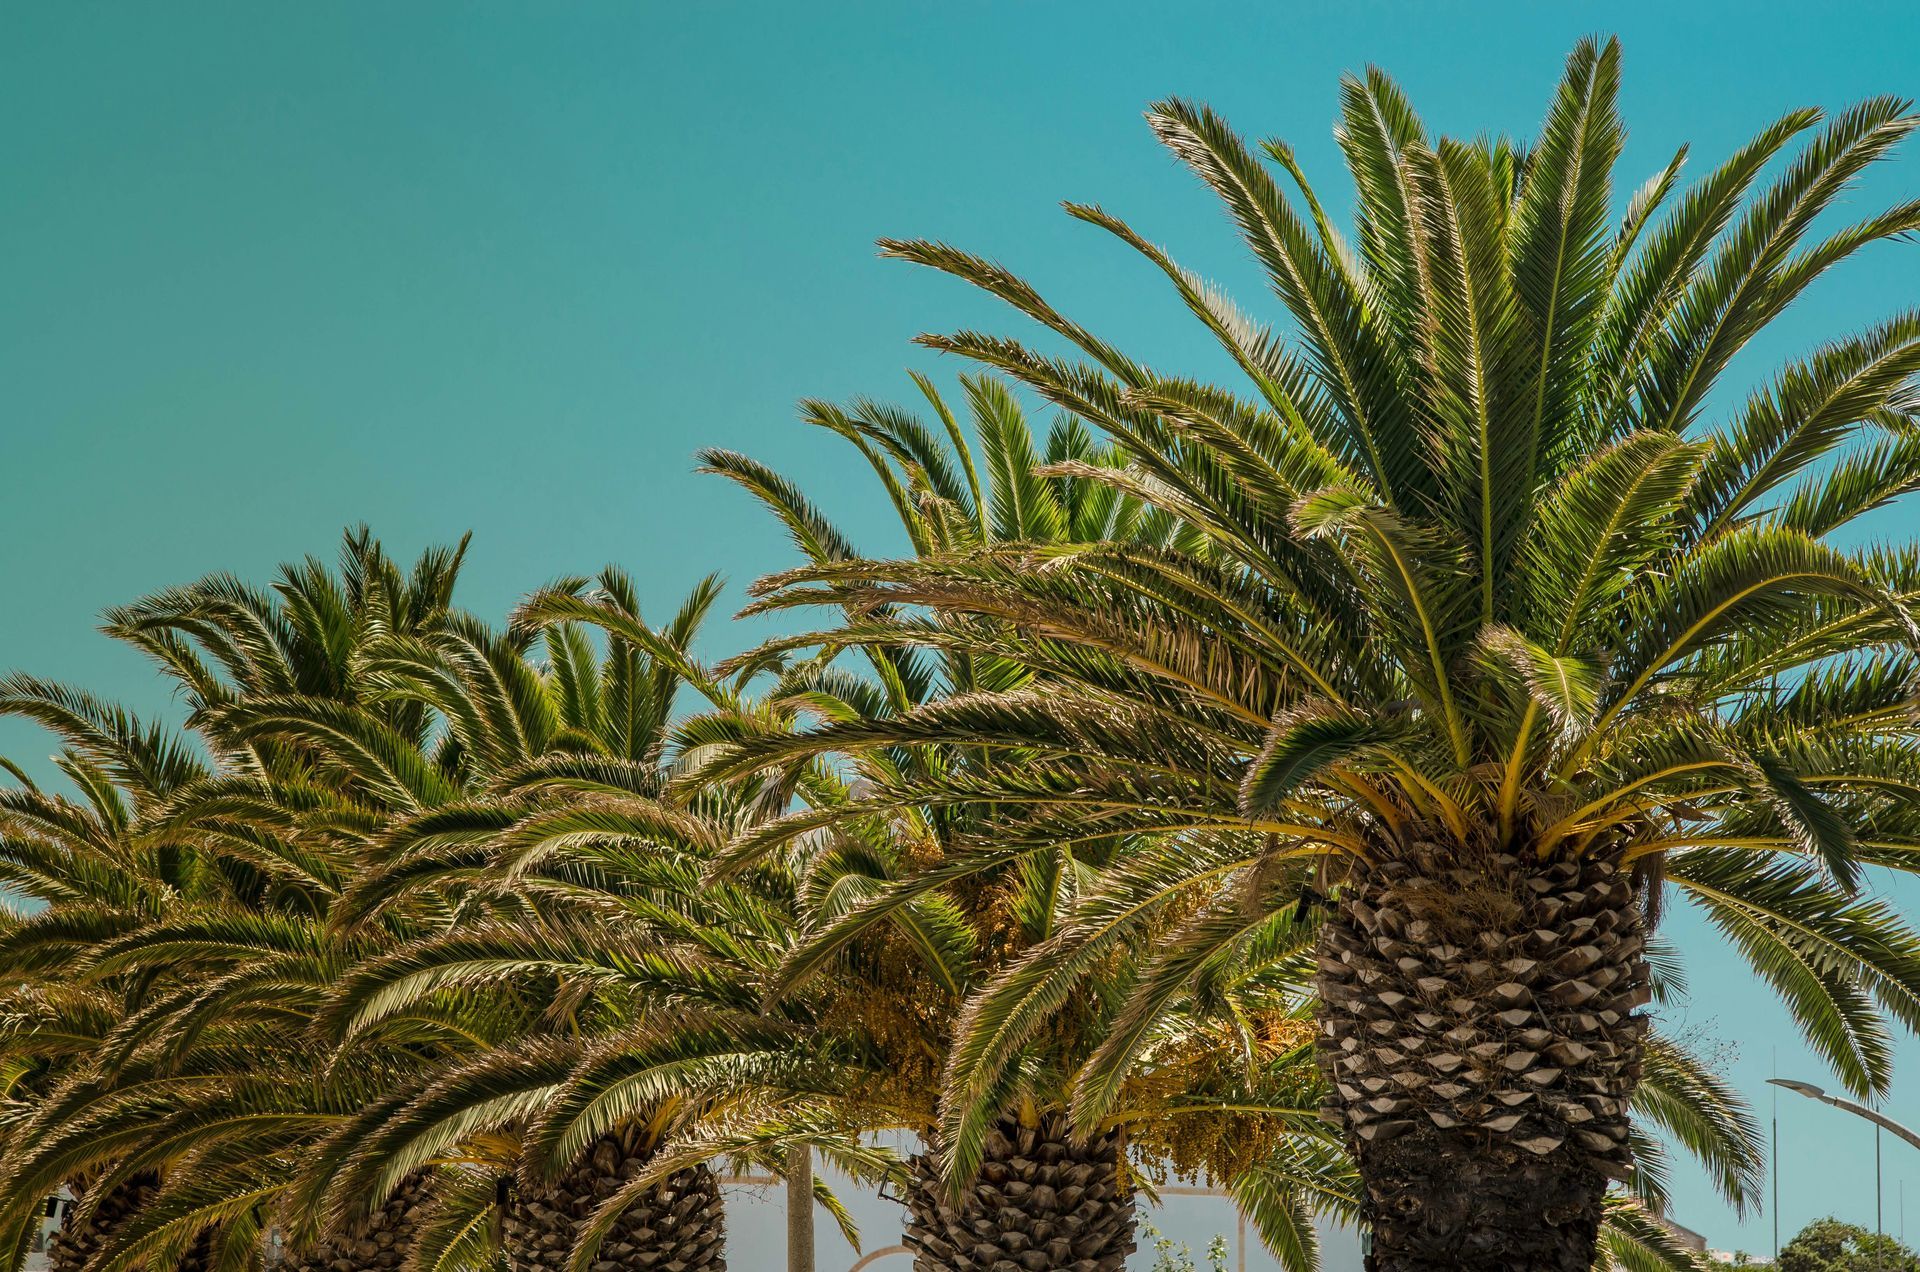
xmin=286 ymin=1172 xmax=428 ymax=1272
xmin=1315 ymin=850 xmax=1650 ymax=1272
xmin=785 ymin=1145 xmax=814 ymax=1272
xmin=46 ymin=1172 xmax=160 ymax=1272
xmin=901 ymin=1110 xmax=1135 ymax=1272
xmin=500 ymin=1130 xmax=725 ymax=1272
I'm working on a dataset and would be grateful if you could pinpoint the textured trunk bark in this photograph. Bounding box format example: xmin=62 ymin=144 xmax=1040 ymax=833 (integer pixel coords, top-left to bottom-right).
xmin=785 ymin=1144 xmax=814 ymax=1272
xmin=1356 ymin=1125 xmax=1608 ymax=1271
xmin=46 ymin=1172 xmax=160 ymax=1272
xmin=1314 ymin=851 xmax=1650 ymax=1272
xmin=500 ymin=1131 xmax=725 ymax=1272
xmin=900 ymin=1110 xmax=1135 ymax=1272
xmin=286 ymin=1171 xmax=428 ymax=1272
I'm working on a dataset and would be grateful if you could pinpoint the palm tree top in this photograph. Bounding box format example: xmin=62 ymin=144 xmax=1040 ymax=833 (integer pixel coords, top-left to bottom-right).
xmin=738 ymin=34 xmax=1920 ymax=873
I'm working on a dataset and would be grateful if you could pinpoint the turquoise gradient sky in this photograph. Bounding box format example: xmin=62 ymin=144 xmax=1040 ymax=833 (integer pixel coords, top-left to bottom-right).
xmin=5 ymin=1 xmax=1920 ymax=1256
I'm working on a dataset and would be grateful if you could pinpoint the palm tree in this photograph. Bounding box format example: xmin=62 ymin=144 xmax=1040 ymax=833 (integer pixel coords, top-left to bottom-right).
xmin=719 ymin=39 xmax=1920 ymax=1271
xmin=320 ymin=372 xmax=1217 ymax=1272
xmin=134 ymin=579 xmax=729 ymax=1272
xmin=320 ymin=390 xmax=1336 ymax=1272
xmin=702 ymin=374 xmax=1758 ymax=1268
xmin=700 ymin=379 xmax=1331 ymax=1272
xmin=0 ymin=681 xmax=250 ymax=1272
xmin=705 ymin=374 xmax=1776 ymax=1272
xmin=295 ymin=571 xmax=745 ymax=1272
xmin=0 ymin=537 xmax=750 ymax=1272
xmin=0 ymin=529 xmax=478 ymax=1272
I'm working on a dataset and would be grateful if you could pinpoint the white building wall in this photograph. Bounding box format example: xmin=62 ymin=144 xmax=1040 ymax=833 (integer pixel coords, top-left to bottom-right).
xmin=22 ymin=1188 xmax=70 ymax=1272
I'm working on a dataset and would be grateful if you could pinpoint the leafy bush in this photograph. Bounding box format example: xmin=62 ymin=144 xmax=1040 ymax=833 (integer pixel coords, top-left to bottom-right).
xmin=1730 ymin=1217 xmax=1920 ymax=1272
xmin=1137 ymin=1216 xmax=1230 ymax=1272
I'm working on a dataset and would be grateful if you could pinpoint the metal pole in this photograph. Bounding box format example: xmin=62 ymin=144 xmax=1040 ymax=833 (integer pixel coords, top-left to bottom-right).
xmin=1772 ymin=1063 xmax=1781 ymax=1263
xmin=1879 ymin=1123 xmax=1885 ymax=1272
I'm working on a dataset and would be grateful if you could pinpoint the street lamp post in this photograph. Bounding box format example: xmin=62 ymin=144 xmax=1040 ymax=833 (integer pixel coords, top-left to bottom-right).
xmin=1769 ymin=1079 xmax=1920 ymax=1270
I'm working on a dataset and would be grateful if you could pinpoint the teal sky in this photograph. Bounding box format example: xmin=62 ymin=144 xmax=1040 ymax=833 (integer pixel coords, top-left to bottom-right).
xmin=6 ymin=1 xmax=1920 ymax=1256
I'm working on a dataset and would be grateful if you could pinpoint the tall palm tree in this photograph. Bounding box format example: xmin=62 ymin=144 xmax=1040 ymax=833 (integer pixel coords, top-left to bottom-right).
xmin=720 ymin=39 xmax=1920 ymax=1271
xmin=701 ymin=377 xmax=1763 ymax=1272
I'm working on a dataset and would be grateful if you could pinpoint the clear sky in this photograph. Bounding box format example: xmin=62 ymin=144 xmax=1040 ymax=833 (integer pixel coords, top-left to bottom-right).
xmin=5 ymin=0 xmax=1920 ymax=1256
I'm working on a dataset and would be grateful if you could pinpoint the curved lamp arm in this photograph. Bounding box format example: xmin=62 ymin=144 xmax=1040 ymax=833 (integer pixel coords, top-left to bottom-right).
xmin=1768 ymin=1079 xmax=1920 ymax=1154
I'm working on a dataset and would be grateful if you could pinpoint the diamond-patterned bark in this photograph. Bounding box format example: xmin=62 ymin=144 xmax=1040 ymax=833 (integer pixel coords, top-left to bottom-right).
xmin=902 ymin=1111 xmax=1135 ymax=1272
xmin=501 ymin=1135 xmax=724 ymax=1272
xmin=1315 ymin=852 xmax=1650 ymax=1272
xmin=284 ymin=1172 xmax=429 ymax=1272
